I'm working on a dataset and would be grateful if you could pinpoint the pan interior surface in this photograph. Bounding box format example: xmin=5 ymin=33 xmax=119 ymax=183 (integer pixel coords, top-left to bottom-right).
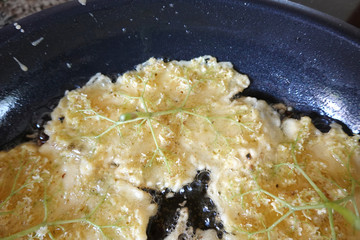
xmin=0 ymin=1 xmax=359 ymax=148
xmin=0 ymin=1 xmax=360 ymax=239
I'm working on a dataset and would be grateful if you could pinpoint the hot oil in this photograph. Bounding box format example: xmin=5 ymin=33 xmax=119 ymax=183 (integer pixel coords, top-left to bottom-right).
xmin=144 ymin=170 xmax=225 ymax=239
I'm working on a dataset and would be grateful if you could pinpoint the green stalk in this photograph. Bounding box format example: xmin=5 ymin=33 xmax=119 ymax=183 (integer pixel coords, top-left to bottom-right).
xmin=119 ymin=108 xmax=182 ymax=122
xmin=326 ymin=202 xmax=360 ymax=230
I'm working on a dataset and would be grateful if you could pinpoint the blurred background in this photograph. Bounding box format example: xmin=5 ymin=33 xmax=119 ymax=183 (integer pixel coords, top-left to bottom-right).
xmin=0 ymin=0 xmax=360 ymax=28
xmin=291 ymin=0 xmax=360 ymax=27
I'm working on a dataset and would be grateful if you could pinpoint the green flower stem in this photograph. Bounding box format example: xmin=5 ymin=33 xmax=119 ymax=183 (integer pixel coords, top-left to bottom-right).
xmin=326 ymin=201 xmax=360 ymax=230
xmin=0 ymin=222 xmax=47 ymax=240
xmin=249 ymin=210 xmax=293 ymax=237
xmin=119 ymin=108 xmax=183 ymax=122
xmin=147 ymin=119 xmax=171 ymax=173
xmin=0 ymin=216 xmax=121 ymax=240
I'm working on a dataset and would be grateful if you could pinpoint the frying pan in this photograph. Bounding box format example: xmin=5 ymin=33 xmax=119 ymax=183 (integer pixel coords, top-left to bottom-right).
xmin=0 ymin=0 xmax=359 ymax=150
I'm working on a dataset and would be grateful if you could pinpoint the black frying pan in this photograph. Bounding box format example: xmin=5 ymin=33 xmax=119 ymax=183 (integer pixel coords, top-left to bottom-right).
xmin=0 ymin=0 xmax=359 ymax=150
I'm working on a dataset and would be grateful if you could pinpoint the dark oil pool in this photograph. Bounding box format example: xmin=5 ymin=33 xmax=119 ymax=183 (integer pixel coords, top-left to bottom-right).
xmin=144 ymin=170 xmax=225 ymax=239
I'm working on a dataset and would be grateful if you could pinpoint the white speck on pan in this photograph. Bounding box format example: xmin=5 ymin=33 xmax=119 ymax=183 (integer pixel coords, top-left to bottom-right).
xmin=78 ymin=0 xmax=86 ymax=5
xmin=88 ymin=13 xmax=98 ymax=23
xmin=13 ymin=22 xmax=24 ymax=32
xmin=13 ymin=57 xmax=28 ymax=71
xmin=14 ymin=22 xmax=21 ymax=29
xmin=31 ymin=37 xmax=44 ymax=46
